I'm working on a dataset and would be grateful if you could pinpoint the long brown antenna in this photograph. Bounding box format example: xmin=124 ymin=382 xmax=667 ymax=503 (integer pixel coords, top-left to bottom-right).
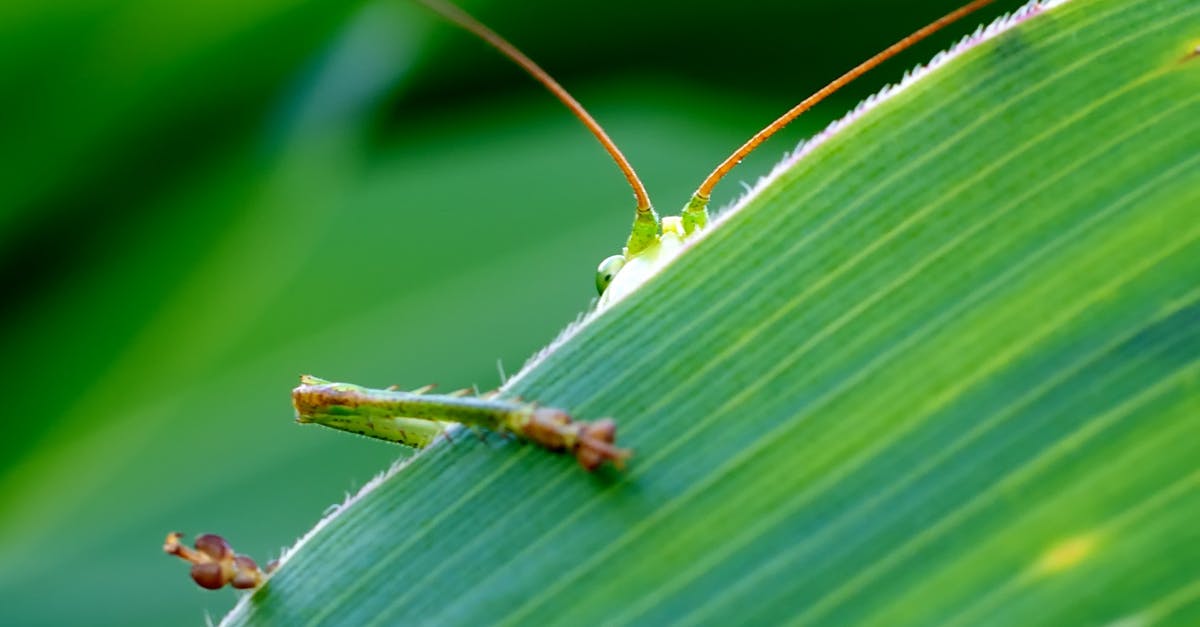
xmin=691 ymin=0 xmax=996 ymax=205
xmin=417 ymin=0 xmax=653 ymax=214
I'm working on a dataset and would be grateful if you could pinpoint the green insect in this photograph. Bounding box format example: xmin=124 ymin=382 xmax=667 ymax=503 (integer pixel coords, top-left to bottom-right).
xmin=291 ymin=0 xmax=998 ymax=469
xmin=167 ymin=0 xmax=1002 ymax=591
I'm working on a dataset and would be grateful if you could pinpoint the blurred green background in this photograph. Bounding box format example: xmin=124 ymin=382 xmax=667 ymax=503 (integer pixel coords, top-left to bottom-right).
xmin=0 ymin=0 xmax=1015 ymax=623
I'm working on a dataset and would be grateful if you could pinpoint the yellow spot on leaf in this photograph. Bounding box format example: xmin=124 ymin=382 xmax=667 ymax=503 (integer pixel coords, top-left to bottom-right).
xmin=1033 ymin=533 xmax=1100 ymax=576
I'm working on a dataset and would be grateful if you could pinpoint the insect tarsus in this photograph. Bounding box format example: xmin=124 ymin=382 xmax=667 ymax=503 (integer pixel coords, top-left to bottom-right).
xmin=163 ymin=532 xmax=274 ymax=591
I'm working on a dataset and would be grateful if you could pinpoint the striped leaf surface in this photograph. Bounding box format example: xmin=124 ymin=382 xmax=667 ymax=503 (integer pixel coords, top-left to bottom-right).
xmin=227 ymin=0 xmax=1200 ymax=624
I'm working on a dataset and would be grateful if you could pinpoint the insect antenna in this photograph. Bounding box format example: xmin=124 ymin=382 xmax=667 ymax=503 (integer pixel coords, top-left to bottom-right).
xmin=683 ymin=0 xmax=997 ymax=227
xmin=417 ymin=0 xmax=657 ymax=250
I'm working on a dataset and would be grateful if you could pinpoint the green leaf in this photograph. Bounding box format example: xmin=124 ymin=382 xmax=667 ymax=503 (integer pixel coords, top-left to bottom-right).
xmin=227 ymin=0 xmax=1200 ymax=624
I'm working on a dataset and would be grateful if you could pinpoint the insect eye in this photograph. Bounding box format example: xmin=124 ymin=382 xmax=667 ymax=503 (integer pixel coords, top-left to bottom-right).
xmin=595 ymin=255 xmax=626 ymax=294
